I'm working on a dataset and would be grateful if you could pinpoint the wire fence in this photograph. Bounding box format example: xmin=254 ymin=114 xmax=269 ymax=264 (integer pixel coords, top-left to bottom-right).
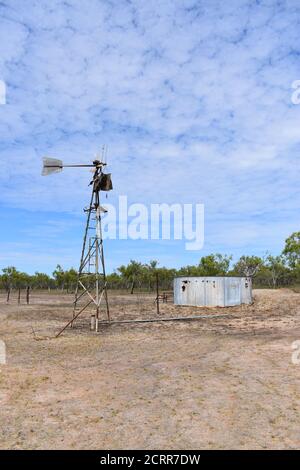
xmin=1 ymin=278 xmax=236 ymax=338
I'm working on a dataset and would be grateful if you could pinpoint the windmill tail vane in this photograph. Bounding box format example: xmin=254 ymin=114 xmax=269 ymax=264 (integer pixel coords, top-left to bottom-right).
xmin=42 ymin=157 xmax=63 ymax=175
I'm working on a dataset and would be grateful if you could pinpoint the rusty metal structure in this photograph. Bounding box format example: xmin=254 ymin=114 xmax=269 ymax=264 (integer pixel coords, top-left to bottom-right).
xmin=42 ymin=155 xmax=112 ymax=336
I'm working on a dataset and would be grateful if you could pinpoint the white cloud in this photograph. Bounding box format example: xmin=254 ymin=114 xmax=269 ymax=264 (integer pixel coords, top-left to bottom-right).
xmin=0 ymin=0 xmax=299 ymax=268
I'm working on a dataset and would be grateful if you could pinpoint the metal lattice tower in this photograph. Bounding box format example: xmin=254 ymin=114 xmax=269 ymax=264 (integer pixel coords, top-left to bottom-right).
xmin=42 ymin=156 xmax=112 ymax=336
xmin=72 ymin=165 xmax=110 ymax=332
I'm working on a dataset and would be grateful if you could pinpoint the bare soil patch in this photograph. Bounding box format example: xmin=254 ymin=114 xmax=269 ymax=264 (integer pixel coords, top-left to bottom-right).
xmin=0 ymin=289 xmax=299 ymax=449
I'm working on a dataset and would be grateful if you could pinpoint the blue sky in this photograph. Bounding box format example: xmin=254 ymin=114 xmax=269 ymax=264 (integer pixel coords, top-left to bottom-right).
xmin=0 ymin=0 xmax=299 ymax=274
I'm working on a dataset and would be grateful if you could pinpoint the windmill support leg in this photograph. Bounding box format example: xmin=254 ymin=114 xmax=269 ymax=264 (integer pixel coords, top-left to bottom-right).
xmin=96 ymin=306 xmax=100 ymax=332
xmin=56 ymin=300 xmax=93 ymax=338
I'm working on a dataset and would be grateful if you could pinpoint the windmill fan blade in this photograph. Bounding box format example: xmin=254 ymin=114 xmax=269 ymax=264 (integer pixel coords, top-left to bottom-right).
xmin=42 ymin=157 xmax=63 ymax=176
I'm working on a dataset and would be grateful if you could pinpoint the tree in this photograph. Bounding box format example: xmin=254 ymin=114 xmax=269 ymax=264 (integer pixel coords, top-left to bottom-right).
xmin=283 ymin=231 xmax=300 ymax=268
xmin=106 ymin=272 xmax=123 ymax=289
xmin=177 ymin=264 xmax=202 ymax=276
xmin=156 ymin=267 xmax=176 ymax=290
xmin=264 ymin=254 xmax=287 ymax=288
xmin=198 ymin=254 xmax=232 ymax=276
xmin=52 ymin=266 xmax=78 ymax=292
xmin=53 ymin=265 xmax=65 ymax=290
xmin=63 ymin=268 xmax=78 ymax=292
xmin=1 ymin=266 xmax=20 ymax=290
xmin=15 ymin=272 xmax=31 ymax=289
xmin=144 ymin=260 xmax=159 ymax=291
xmin=117 ymin=260 xmax=145 ymax=294
xmin=233 ymin=256 xmax=263 ymax=278
xmin=32 ymin=272 xmax=52 ymax=290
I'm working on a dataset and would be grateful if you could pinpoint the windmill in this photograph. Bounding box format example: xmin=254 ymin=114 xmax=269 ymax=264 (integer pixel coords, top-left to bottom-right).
xmin=42 ymin=153 xmax=112 ymax=336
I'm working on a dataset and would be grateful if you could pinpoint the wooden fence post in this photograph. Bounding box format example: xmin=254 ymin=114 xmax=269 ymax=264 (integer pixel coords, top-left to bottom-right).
xmin=156 ymin=272 xmax=160 ymax=315
xmin=6 ymin=287 xmax=10 ymax=303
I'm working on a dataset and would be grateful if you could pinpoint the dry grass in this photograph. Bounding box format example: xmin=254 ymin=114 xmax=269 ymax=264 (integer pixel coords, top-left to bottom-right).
xmin=0 ymin=289 xmax=300 ymax=449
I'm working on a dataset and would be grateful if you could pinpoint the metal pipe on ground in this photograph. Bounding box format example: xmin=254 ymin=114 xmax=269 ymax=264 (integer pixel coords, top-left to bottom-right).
xmin=98 ymin=313 xmax=234 ymax=325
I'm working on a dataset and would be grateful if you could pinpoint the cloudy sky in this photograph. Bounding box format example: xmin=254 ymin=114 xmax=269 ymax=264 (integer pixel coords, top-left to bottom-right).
xmin=0 ymin=0 xmax=299 ymax=274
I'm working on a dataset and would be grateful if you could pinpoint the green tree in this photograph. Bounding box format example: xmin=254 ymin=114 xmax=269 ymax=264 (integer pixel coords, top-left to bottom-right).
xmin=1 ymin=266 xmax=20 ymax=290
xmin=156 ymin=267 xmax=177 ymax=290
xmin=117 ymin=260 xmax=145 ymax=294
xmin=264 ymin=254 xmax=287 ymax=288
xmin=198 ymin=254 xmax=232 ymax=276
xmin=32 ymin=272 xmax=52 ymax=289
xmin=233 ymin=256 xmax=263 ymax=278
xmin=53 ymin=264 xmax=65 ymax=290
xmin=63 ymin=268 xmax=78 ymax=292
xmin=283 ymin=231 xmax=300 ymax=268
xmin=177 ymin=264 xmax=202 ymax=276
xmin=144 ymin=260 xmax=159 ymax=291
xmin=106 ymin=272 xmax=123 ymax=289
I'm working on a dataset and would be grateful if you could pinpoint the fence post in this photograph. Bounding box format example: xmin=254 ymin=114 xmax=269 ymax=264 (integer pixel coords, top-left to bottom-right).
xmin=18 ymin=288 xmax=21 ymax=304
xmin=6 ymin=287 xmax=10 ymax=304
xmin=26 ymin=286 xmax=30 ymax=305
xmin=156 ymin=272 xmax=160 ymax=315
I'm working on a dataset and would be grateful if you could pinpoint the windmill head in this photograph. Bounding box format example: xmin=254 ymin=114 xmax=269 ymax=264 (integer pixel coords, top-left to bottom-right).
xmin=41 ymin=156 xmax=112 ymax=191
xmin=42 ymin=157 xmax=106 ymax=176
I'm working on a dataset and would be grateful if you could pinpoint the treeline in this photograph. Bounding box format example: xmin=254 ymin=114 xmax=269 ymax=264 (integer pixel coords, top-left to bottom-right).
xmin=0 ymin=231 xmax=299 ymax=293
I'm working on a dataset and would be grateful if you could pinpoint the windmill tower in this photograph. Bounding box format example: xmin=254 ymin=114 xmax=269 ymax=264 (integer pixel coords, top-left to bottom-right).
xmin=42 ymin=155 xmax=112 ymax=336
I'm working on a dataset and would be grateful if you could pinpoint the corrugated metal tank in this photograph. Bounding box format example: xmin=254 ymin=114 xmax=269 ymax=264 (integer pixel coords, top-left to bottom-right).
xmin=173 ymin=276 xmax=252 ymax=307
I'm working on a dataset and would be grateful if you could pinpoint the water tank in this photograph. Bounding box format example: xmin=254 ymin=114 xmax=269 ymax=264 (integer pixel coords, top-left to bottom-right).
xmin=173 ymin=276 xmax=252 ymax=307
